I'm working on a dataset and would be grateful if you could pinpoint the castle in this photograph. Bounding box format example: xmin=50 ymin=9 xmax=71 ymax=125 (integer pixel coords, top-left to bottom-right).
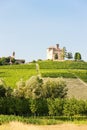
xmin=47 ymin=44 xmax=64 ymax=60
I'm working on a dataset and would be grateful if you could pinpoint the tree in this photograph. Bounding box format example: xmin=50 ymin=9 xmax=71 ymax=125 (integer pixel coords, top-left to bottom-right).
xmin=47 ymin=98 xmax=64 ymax=116
xmin=5 ymin=87 xmax=13 ymax=97
xmin=14 ymin=76 xmax=68 ymax=100
xmin=0 ymin=57 xmax=7 ymax=65
xmin=0 ymin=79 xmax=7 ymax=97
xmin=25 ymin=75 xmax=43 ymax=99
xmin=13 ymin=79 xmax=26 ymax=98
xmin=74 ymin=52 xmax=82 ymax=61
xmin=43 ymin=77 xmax=68 ymax=99
xmin=66 ymin=52 xmax=73 ymax=59
xmin=63 ymin=98 xmax=79 ymax=116
xmin=30 ymin=99 xmax=37 ymax=116
xmin=62 ymin=47 xmax=67 ymax=59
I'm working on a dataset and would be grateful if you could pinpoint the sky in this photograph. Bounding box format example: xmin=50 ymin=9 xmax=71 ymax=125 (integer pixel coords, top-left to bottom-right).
xmin=0 ymin=0 xmax=87 ymax=62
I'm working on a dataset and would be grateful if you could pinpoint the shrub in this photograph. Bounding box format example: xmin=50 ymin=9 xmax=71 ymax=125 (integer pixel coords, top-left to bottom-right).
xmin=63 ymin=98 xmax=80 ymax=116
xmin=43 ymin=77 xmax=68 ymax=98
xmin=47 ymin=98 xmax=64 ymax=116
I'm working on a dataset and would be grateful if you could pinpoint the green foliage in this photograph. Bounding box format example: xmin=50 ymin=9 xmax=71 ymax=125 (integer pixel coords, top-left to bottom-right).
xmin=74 ymin=52 xmax=82 ymax=61
xmin=1 ymin=96 xmax=87 ymax=117
xmin=5 ymin=87 xmax=13 ymax=97
xmin=13 ymin=79 xmax=26 ymax=98
xmin=66 ymin=52 xmax=73 ymax=59
xmin=41 ymin=70 xmax=76 ymax=78
xmin=38 ymin=60 xmax=87 ymax=69
xmin=36 ymin=98 xmax=48 ymax=116
xmin=25 ymin=76 xmax=43 ymax=99
xmin=30 ymin=99 xmax=38 ymax=116
xmin=78 ymin=100 xmax=87 ymax=115
xmin=12 ymin=75 xmax=67 ymax=100
xmin=47 ymin=98 xmax=64 ymax=116
xmin=62 ymin=47 xmax=67 ymax=59
xmin=0 ymin=97 xmax=30 ymax=115
xmin=1 ymin=115 xmax=87 ymax=125
xmin=1 ymin=60 xmax=87 ymax=119
xmin=0 ymin=57 xmax=15 ymax=65
xmin=43 ymin=78 xmax=68 ymax=98
xmin=0 ymin=57 xmax=8 ymax=65
xmin=63 ymin=98 xmax=79 ymax=116
xmin=71 ymin=69 xmax=87 ymax=82
xmin=0 ymin=79 xmax=7 ymax=97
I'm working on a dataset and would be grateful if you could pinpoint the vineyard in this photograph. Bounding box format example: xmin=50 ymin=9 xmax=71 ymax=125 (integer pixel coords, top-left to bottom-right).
xmin=0 ymin=60 xmax=87 ymax=88
xmin=38 ymin=60 xmax=87 ymax=83
xmin=0 ymin=60 xmax=87 ymax=125
xmin=0 ymin=64 xmax=36 ymax=88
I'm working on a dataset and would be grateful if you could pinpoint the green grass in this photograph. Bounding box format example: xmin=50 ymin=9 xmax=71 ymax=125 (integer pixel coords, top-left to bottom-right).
xmin=41 ymin=69 xmax=76 ymax=78
xmin=71 ymin=69 xmax=87 ymax=82
xmin=38 ymin=60 xmax=87 ymax=69
xmin=0 ymin=64 xmax=37 ymax=88
xmin=1 ymin=115 xmax=87 ymax=125
xmin=0 ymin=60 xmax=87 ymax=88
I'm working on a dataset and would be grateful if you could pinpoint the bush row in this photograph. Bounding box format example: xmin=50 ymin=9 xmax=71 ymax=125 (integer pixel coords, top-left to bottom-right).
xmin=0 ymin=64 xmax=36 ymax=69
xmin=73 ymin=70 xmax=87 ymax=82
xmin=0 ymin=97 xmax=48 ymax=116
xmin=1 ymin=97 xmax=87 ymax=117
xmin=41 ymin=72 xmax=76 ymax=78
xmin=38 ymin=60 xmax=87 ymax=69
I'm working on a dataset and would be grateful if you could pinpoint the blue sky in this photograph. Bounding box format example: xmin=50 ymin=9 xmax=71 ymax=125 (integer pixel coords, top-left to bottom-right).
xmin=0 ymin=0 xmax=87 ymax=62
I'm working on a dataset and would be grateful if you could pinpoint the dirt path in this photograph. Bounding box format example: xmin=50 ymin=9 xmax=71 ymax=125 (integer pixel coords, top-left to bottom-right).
xmin=0 ymin=122 xmax=87 ymax=130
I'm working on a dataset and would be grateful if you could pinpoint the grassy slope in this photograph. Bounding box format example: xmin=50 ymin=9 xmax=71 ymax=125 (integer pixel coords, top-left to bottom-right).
xmin=0 ymin=64 xmax=37 ymax=88
xmin=0 ymin=60 xmax=87 ymax=99
xmin=39 ymin=61 xmax=87 ymax=99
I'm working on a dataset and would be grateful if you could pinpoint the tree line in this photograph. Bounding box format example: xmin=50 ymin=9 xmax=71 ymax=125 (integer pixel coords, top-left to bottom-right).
xmin=63 ymin=47 xmax=82 ymax=61
xmin=0 ymin=57 xmax=25 ymax=65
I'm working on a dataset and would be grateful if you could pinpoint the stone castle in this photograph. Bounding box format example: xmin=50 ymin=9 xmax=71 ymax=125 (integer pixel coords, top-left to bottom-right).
xmin=47 ymin=44 xmax=64 ymax=60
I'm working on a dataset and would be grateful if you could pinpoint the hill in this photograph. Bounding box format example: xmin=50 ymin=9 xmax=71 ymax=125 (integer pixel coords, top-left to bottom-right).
xmin=0 ymin=60 xmax=87 ymax=99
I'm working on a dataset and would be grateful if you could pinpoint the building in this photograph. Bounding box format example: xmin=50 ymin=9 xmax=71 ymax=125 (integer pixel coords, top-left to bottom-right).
xmin=10 ymin=52 xmax=25 ymax=64
xmin=47 ymin=44 xmax=64 ymax=60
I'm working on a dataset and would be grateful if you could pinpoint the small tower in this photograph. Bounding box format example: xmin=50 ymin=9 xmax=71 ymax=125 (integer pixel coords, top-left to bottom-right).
xmin=56 ymin=44 xmax=59 ymax=49
xmin=12 ymin=51 xmax=15 ymax=58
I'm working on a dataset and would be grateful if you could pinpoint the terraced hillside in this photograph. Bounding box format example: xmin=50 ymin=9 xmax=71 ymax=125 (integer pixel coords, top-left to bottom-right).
xmin=0 ymin=60 xmax=87 ymax=99
xmin=38 ymin=60 xmax=87 ymax=82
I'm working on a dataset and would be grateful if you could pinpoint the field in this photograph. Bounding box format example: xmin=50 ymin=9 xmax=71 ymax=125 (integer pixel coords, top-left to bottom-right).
xmin=0 ymin=114 xmax=87 ymax=130
xmin=0 ymin=61 xmax=87 ymax=87
xmin=0 ymin=64 xmax=36 ymax=88
xmin=1 ymin=60 xmax=87 ymax=127
xmin=1 ymin=122 xmax=87 ymax=130
xmin=0 ymin=60 xmax=87 ymax=99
